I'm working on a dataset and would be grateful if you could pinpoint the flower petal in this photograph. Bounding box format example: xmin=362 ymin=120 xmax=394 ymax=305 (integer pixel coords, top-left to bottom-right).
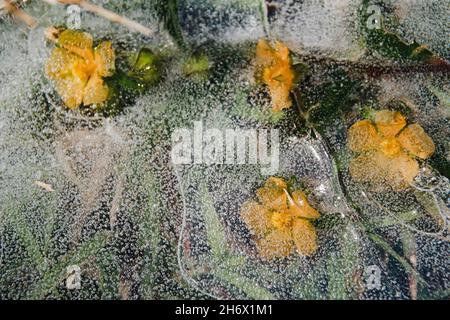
xmin=349 ymin=150 xmax=389 ymax=185
xmin=263 ymin=63 xmax=293 ymax=111
xmin=273 ymin=41 xmax=290 ymax=62
xmin=256 ymin=177 xmax=288 ymax=211
xmin=55 ymin=75 xmax=86 ymax=109
xmin=350 ymin=150 xmax=419 ymax=190
xmin=379 ymin=137 xmax=402 ymax=157
xmin=83 ymin=73 xmax=109 ymax=106
xmin=397 ymin=123 xmax=435 ymax=159
xmin=289 ymin=190 xmax=320 ymax=220
xmin=256 ymin=39 xmax=293 ymax=111
xmin=45 ymin=47 xmax=81 ymax=79
xmin=374 ymin=110 xmax=407 ymax=137
xmin=270 ymin=211 xmax=292 ymax=230
xmin=268 ymin=83 xmax=292 ymax=111
xmin=256 ymin=39 xmax=290 ymax=65
xmin=256 ymin=187 xmax=287 ymax=211
xmin=348 ymin=119 xmax=379 ymax=152
xmin=387 ymin=151 xmax=419 ymax=190
xmin=58 ymin=29 xmax=94 ymax=62
xmin=255 ymin=39 xmax=276 ymax=65
xmin=94 ymin=41 xmax=115 ymax=77
xmin=256 ymin=228 xmax=293 ymax=260
xmin=240 ymin=200 xmax=271 ymax=238
xmin=292 ymin=219 xmax=318 ymax=257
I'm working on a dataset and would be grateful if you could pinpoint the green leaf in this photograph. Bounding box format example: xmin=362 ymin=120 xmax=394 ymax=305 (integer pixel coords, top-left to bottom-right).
xmin=374 ymin=210 xmax=421 ymax=228
xmin=413 ymin=189 xmax=446 ymax=228
xmin=136 ymin=171 xmax=163 ymax=299
xmin=429 ymin=153 xmax=450 ymax=180
xmin=112 ymin=71 xmax=142 ymax=92
xmin=214 ymin=268 xmax=274 ymax=300
xmin=420 ymin=287 xmax=450 ymax=300
xmin=295 ymin=269 xmax=324 ymax=299
xmin=306 ymin=70 xmax=364 ymax=129
xmin=326 ymin=227 xmax=361 ymax=299
xmin=97 ymin=249 xmax=120 ymax=299
xmin=199 ymin=182 xmax=228 ymax=260
xmin=183 ymin=54 xmax=211 ymax=81
xmin=315 ymin=213 xmax=346 ymax=231
xmin=183 ymin=54 xmax=211 ymax=75
xmin=359 ymin=0 xmax=437 ymax=62
xmin=4 ymin=192 xmax=46 ymax=270
xmin=138 ymin=172 xmax=162 ymax=249
xmin=292 ymin=62 xmax=310 ymax=85
xmin=129 ymin=48 xmax=162 ymax=85
xmin=230 ymin=91 xmax=286 ymax=125
xmin=368 ymin=232 xmax=428 ymax=287
xmin=26 ymin=231 xmax=110 ymax=299
xmin=428 ymin=86 xmax=450 ymax=109
xmin=151 ymin=0 xmax=185 ymax=49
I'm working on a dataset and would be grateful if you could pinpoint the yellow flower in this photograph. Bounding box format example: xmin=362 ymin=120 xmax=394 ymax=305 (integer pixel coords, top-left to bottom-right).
xmin=255 ymin=39 xmax=294 ymax=112
xmin=240 ymin=177 xmax=320 ymax=260
xmin=45 ymin=30 xmax=115 ymax=109
xmin=348 ymin=110 xmax=435 ymax=190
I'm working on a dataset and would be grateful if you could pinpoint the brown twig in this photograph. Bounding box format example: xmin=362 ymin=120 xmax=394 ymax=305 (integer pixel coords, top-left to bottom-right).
xmin=298 ymin=52 xmax=450 ymax=79
xmin=33 ymin=180 xmax=55 ymax=192
xmin=44 ymin=26 xmax=60 ymax=42
xmin=42 ymin=0 xmax=154 ymax=36
xmin=2 ymin=0 xmax=38 ymax=28
xmin=402 ymin=231 xmax=418 ymax=300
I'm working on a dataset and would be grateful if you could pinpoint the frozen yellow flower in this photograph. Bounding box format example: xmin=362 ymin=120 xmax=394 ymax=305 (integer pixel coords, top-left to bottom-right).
xmin=240 ymin=177 xmax=320 ymax=260
xmin=348 ymin=110 xmax=435 ymax=190
xmin=45 ymin=30 xmax=115 ymax=109
xmin=255 ymin=39 xmax=294 ymax=112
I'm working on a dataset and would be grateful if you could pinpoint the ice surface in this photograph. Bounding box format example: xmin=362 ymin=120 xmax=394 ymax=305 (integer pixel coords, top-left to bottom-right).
xmin=0 ymin=0 xmax=448 ymax=299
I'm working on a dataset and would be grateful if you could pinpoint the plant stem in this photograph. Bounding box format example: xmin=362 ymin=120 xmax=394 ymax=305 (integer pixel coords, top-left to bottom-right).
xmin=259 ymin=0 xmax=271 ymax=39
xmin=2 ymin=0 xmax=38 ymax=28
xmin=298 ymin=52 xmax=450 ymax=78
xmin=402 ymin=230 xmax=418 ymax=300
xmin=41 ymin=0 xmax=154 ymax=36
xmin=369 ymin=232 xmax=427 ymax=288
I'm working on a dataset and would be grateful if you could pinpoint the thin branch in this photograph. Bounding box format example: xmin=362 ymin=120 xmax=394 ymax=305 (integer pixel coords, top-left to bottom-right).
xmin=369 ymin=232 xmax=428 ymax=288
xmin=42 ymin=0 xmax=154 ymax=37
xmin=402 ymin=231 xmax=418 ymax=300
xmin=44 ymin=26 xmax=60 ymax=42
xmin=2 ymin=0 xmax=38 ymax=28
xmin=298 ymin=52 xmax=450 ymax=78
xmin=33 ymin=180 xmax=55 ymax=192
